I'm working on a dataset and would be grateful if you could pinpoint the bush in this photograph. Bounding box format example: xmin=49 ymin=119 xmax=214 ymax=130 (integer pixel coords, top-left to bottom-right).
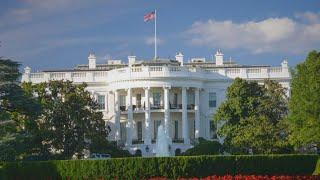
xmin=181 ymin=138 xmax=222 ymax=156
xmin=0 ymin=155 xmax=318 ymax=179
xmin=90 ymin=141 xmax=132 ymax=158
xmin=235 ymin=154 xmax=318 ymax=175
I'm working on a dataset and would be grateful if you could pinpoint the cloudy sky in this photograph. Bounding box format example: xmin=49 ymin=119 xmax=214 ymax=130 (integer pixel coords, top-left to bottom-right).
xmin=0 ymin=0 xmax=319 ymax=71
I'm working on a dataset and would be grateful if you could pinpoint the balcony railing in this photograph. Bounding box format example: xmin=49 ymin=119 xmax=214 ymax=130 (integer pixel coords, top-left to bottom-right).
xmin=170 ymin=103 xmax=182 ymax=109
xmin=187 ymin=104 xmax=195 ymax=110
xmin=120 ymin=104 xmax=195 ymax=111
xmin=133 ymin=105 xmax=144 ymax=111
xmin=172 ymin=138 xmax=184 ymax=143
xmin=132 ymin=139 xmax=144 ymax=144
xmin=150 ymin=105 xmax=164 ymax=110
xmin=24 ymin=64 xmax=290 ymax=84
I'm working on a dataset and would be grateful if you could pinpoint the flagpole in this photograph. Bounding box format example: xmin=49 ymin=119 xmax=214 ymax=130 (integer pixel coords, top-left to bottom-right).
xmin=154 ymin=9 xmax=157 ymax=60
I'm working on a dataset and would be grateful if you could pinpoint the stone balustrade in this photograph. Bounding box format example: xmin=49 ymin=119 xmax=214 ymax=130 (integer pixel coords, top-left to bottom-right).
xmin=22 ymin=65 xmax=290 ymax=83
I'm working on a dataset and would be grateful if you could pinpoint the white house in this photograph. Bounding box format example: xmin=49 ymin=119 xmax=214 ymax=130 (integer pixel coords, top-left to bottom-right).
xmin=21 ymin=50 xmax=291 ymax=156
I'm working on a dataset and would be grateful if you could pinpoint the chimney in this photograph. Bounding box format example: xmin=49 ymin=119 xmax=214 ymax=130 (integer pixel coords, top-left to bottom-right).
xmin=24 ymin=66 xmax=31 ymax=74
xmin=88 ymin=53 xmax=96 ymax=69
xmin=281 ymin=59 xmax=288 ymax=68
xmin=175 ymin=52 xmax=184 ymax=66
xmin=128 ymin=55 xmax=136 ymax=66
xmin=22 ymin=66 xmax=31 ymax=82
xmin=215 ymin=49 xmax=224 ymax=66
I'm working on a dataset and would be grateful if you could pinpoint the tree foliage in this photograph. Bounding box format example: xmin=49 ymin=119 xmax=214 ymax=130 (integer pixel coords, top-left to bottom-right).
xmin=287 ymin=50 xmax=320 ymax=152
xmin=181 ymin=137 xmax=222 ymax=156
xmin=0 ymin=58 xmax=40 ymax=161
xmin=22 ymin=80 xmax=110 ymax=159
xmin=214 ymin=78 xmax=291 ymax=154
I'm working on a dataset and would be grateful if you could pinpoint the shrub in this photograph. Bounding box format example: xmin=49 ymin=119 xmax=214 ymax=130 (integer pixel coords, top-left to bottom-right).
xmin=181 ymin=138 xmax=222 ymax=156
xmin=235 ymin=154 xmax=318 ymax=175
xmin=0 ymin=154 xmax=318 ymax=179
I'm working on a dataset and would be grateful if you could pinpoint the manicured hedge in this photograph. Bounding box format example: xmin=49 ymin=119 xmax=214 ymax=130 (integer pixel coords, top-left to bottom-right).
xmin=0 ymin=155 xmax=318 ymax=179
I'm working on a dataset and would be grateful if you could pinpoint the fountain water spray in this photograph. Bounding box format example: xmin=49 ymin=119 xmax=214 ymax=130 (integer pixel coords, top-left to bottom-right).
xmin=155 ymin=124 xmax=170 ymax=157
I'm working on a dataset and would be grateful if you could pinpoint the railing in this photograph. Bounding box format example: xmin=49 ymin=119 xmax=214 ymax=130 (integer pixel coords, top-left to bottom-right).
xmin=170 ymin=103 xmax=182 ymax=109
xmin=150 ymin=105 xmax=164 ymax=110
xmin=149 ymin=66 xmax=162 ymax=71
xmin=247 ymin=68 xmax=261 ymax=74
xmin=269 ymin=67 xmax=282 ymax=73
xmin=131 ymin=67 xmax=142 ymax=72
xmin=172 ymin=138 xmax=184 ymax=143
xmin=187 ymin=104 xmax=195 ymax=110
xmin=30 ymin=73 xmax=44 ymax=79
xmin=132 ymin=139 xmax=144 ymax=144
xmin=226 ymin=68 xmax=240 ymax=74
xmin=50 ymin=72 xmax=65 ymax=80
xmin=93 ymin=71 xmax=107 ymax=77
xmin=24 ymin=65 xmax=290 ymax=83
xmin=72 ymin=72 xmax=86 ymax=78
xmin=133 ymin=105 xmax=144 ymax=111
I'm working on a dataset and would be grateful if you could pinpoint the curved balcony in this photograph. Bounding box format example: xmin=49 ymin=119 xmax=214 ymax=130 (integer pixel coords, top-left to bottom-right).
xmin=106 ymin=66 xmax=229 ymax=84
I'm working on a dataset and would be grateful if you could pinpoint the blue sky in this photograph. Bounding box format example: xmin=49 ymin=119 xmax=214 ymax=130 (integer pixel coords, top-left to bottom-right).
xmin=0 ymin=0 xmax=319 ymax=71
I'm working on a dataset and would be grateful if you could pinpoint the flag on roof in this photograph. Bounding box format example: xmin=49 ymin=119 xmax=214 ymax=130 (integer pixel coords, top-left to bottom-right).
xmin=144 ymin=11 xmax=155 ymax=22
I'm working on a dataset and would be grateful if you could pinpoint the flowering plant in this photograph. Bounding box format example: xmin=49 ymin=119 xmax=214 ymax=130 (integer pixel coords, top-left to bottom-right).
xmin=149 ymin=175 xmax=320 ymax=180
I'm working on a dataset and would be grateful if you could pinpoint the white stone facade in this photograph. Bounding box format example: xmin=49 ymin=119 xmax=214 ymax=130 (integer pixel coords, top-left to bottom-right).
xmin=21 ymin=50 xmax=291 ymax=156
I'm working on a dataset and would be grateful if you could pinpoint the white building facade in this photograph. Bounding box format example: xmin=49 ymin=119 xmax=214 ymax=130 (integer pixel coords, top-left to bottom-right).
xmin=21 ymin=50 xmax=291 ymax=156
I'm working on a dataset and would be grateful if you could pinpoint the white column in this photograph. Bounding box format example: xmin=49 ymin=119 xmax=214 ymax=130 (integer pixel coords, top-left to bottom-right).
xmin=144 ymin=87 xmax=151 ymax=145
xmin=182 ymin=87 xmax=190 ymax=144
xmin=104 ymin=92 xmax=108 ymax=111
xmin=195 ymin=88 xmax=200 ymax=139
xmin=126 ymin=88 xmax=133 ymax=146
xmin=164 ymin=86 xmax=172 ymax=143
xmin=114 ymin=90 xmax=120 ymax=141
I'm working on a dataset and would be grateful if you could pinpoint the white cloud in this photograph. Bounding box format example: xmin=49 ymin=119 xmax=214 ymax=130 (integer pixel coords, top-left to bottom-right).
xmin=145 ymin=37 xmax=165 ymax=45
xmin=0 ymin=0 xmax=129 ymax=64
xmin=186 ymin=12 xmax=320 ymax=54
xmin=295 ymin=12 xmax=320 ymax=23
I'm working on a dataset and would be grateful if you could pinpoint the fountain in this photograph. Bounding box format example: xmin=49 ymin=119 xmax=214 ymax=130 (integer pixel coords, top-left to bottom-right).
xmin=155 ymin=124 xmax=170 ymax=157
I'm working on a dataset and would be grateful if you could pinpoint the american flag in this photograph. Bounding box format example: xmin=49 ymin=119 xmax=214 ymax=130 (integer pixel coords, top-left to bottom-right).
xmin=144 ymin=11 xmax=155 ymax=22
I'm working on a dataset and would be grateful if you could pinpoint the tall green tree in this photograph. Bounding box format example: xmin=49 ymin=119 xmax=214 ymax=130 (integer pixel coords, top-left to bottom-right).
xmin=214 ymin=78 xmax=290 ymax=154
xmin=22 ymin=80 xmax=109 ymax=159
xmin=287 ymin=50 xmax=320 ymax=152
xmin=0 ymin=57 xmax=40 ymax=161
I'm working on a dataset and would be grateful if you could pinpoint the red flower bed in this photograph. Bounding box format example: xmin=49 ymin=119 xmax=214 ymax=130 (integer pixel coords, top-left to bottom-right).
xmin=149 ymin=175 xmax=320 ymax=180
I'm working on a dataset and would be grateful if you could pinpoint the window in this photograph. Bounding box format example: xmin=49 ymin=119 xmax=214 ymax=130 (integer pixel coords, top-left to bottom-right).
xmin=187 ymin=92 xmax=195 ymax=105
xmin=137 ymin=121 xmax=142 ymax=141
xmin=190 ymin=119 xmax=195 ymax=139
xmin=120 ymin=122 xmax=126 ymax=141
xmin=136 ymin=94 xmax=141 ymax=108
xmin=209 ymin=92 xmax=217 ymax=108
xmin=119 ymin=95 xmax=126 ymax=111
xmin=97 ymin=95 xmax=105 ymax=110
xmin=119 ymin=95 xmax=126 ymax=107
xmin=210 ymin=121 xmax=217 ymax=139
xmin=154 ymin=120 xmax=161 ymax=139
xmin=174 ymin=120 xmax=179 ymax=139
xmin=174 ymin=93 xmax=178 ymax=105
xmin=153 ymin=92 xmax=161 ymax=106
